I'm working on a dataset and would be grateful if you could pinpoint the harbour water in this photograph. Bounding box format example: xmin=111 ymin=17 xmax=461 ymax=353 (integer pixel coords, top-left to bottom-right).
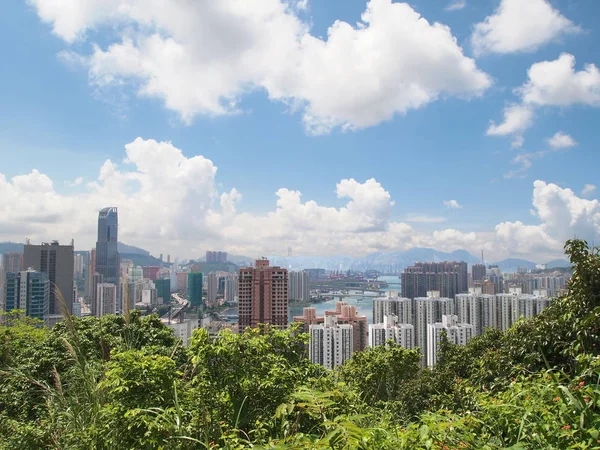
xmin=288 ymin=275 xmax=401 ymax=325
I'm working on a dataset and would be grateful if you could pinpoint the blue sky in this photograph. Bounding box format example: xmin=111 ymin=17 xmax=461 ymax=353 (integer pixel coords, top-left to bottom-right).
xmin=0 ymin=0 xmax=599 ymax=262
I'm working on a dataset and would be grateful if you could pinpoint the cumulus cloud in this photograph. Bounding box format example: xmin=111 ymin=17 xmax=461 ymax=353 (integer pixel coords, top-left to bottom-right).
xmin=520 ymin=53 xmax=600 ymax=107
xmin=1 ymin=140 xmax=598 ymax=262
xmin=445 ymin=1 xmax=466 ymax=12
xmin=488 ymin=54 xmax=599 ymax=148
xmin=443 ymin=199 xmax=462 ymax=209
xmin=547 ymin=131 xmax=577 ymax=149
xmin=581 ymin=184 xmax=596 ymax=197
xmin=30 ymin=0 xmax=491 ymax=134
xmin=472 ymin=0 xmax=580 ymax=55
xmin=486 ymin=104 xmax=534 ymax=148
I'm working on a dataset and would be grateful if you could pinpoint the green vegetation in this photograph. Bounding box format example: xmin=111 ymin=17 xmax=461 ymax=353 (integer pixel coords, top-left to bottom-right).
xmin=1 ymin=239 xmax=599 ymax=449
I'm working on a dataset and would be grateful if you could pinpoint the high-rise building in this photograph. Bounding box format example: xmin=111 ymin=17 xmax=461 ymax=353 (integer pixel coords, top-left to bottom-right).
xmin=2 ymin=252 xmax=23 ymax=274
xmin=1 ymin=252 xmax=24 ymax=314
xmin=3 ymin=269 xmax=50 ymax=321
xmin=155 ymin=279 xmax=171 ymax=304
xmin=455 ymin=293 xmax=498 ymax=337
xmin=288 ymin=270 xmax=310 ymax=302
xmin=472 ymin=264 xmax=486 ymax=284
xmin=74 ymin=253 xmax=84 ymax=279
xmin=177 ymin=272 xmax=188 ymax=294
xmin=309 ymin=315 xmax=353 ymax=369
xmin=369 ymin=314 xmax=414 ymax=349
xmin=95 ymin=207 xmax=120 ymax=311
xmin=187 ymin=272 xmax=203 ymax=308
xmin=238 ymin=259 xmax=288 ymax=329
xmin=427 ymin=315 xmax=473 ymax=367
xmin=329 ymin=302 xmax=368 ymax=352
xmin=293 ymin=307 xmax=322 ymax=333
xmin=24 ymin=241 xmax=74 ymax=315
xmin=206 ymin=251 xmax=228 ymax=263
xmin=305 ymin=268 xmax=326 ymax=281
xmin=96 ymin=283 xmax=117 ymax=316
xmin=401 ymin=261 xmax=467 ymax=299
xmin=372 ymin=292 xmax=412 ymax=324
xmin=413 ymin=292 xmax=454 ymax=364
xmin=224 ymin=273 xmax=238 ymax=303
xmin=86 ymin=249 xmax=96 ymax=299
xmin=207 ymin=272 xmax=219 ymax=303
xmin=90 ymin=273 xmax=104 ymax=316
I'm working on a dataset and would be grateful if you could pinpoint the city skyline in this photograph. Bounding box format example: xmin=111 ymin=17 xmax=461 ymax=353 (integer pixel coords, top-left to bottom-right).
xmin=0 ymin=0 xmax=599 ymax=262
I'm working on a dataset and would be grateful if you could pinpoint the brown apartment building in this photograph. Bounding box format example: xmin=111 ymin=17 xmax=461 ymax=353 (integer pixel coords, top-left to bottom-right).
xmin=238 ymin=259 xmax=288 ymax=329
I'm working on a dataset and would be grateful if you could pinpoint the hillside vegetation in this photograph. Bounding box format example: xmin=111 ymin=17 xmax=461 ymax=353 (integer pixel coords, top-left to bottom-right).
xmin=1 ymin=239 xmax=599 ymax=449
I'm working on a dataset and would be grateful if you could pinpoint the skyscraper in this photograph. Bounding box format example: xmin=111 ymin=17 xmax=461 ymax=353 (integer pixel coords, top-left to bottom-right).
xmin=187 ymin=272 xmax=203 ymax=308
xmin=238 ymin=259 xmax=288 ymax=329
xmin=95 ymin=207 xmax=120 ymax=311
xmin=472 ymin=264 xmax=486 ymax=284
xmin=4 ymin=269 xmax=50 ymax=321
xmin=24 ymin=241 xmax=74 ymax=314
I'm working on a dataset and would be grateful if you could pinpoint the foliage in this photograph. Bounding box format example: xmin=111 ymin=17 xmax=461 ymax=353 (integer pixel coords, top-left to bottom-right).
xmin=0 ymin=239 xmax=599 ymax=449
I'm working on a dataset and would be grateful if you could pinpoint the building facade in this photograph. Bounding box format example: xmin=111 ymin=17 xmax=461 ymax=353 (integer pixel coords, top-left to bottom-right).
xmin=288 ymin=270 xmax=310 ymax=302
xmin=206 ymin=251 xmax=228 ymax=263
xmin=96 ymin=283 xmax=117 ymax=316
xmin=3 ymin=269 xmax=50 ymax=321
xmin=95 ymin=207 xmax=120 ymax=311
xmin=224 ymin=273 xmax=238 ymax=303
xmin=309 ymin=315 xmax=353 ymax=369
xmin=401 ymin=261 xmax=468 ymax=299
xmin=372 ymin=292 xmax=412 ymax=324
xmin=426 ymin=315 xmax=473 ymax=367
xmin=238 ymin=259 xmax=288 ymax=329
xmin=369 ymin=314 xmax=414 ymax=349
xmin=206 ymin=272 xmax=219 ymax=303
xmin=24 ymin=241 xmax=74 ymax=315
xmin=155 ymin=279 xmax=171 ymax=304
xmin=187 ymin=272 xmax=203 ymax=308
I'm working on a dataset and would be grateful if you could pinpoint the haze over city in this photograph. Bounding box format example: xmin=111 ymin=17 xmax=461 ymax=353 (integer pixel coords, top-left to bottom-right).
xmin=1 ymin=0 xmax=599 ymax=262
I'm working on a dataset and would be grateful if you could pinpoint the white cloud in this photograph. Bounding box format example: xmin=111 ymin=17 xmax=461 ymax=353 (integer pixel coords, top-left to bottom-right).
xmin=488 ymin=54 xmax=599 ymax=149
xmin=472 ymin=0 xmax=580 ymax=55
xmin=443 ymin=199 xmax=462 ymax=209
xmin=503 ymin=151 xmax=543 ymax=179
xmin=1 ymin=140 xmax=597 ymax=262
xmin=581 ymin=184 xmax=596 ymax=197
xmin=445 ymin=1 xmax=466 ymax=12
xmin=486 ymin=104 xmax=534 ymax=147
xmin=520 ymin=53 xmax=600 ymax=107
xmin=30 ymin=0 xmax=491 ymax=134
xmin=547 ymin=131 xmax=577 ymax=149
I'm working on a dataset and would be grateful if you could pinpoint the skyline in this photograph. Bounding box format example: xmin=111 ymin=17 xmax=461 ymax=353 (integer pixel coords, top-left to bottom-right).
xmin=1 ymin=0 xmax=599 ymax=261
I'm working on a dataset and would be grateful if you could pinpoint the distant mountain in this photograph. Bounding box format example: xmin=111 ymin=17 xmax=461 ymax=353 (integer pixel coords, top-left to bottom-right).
xmin=494 ymin=258 xmax=537 ymax=273
xmin=117 ymin=242 xmax=150 ymax=256
xmin=545 ymin=259 xmax=571 ymax=269
xmin=0 ymin=242 xmax=24 ymax=253
xmin=121 ymin=253 xmax=167 ymax=267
